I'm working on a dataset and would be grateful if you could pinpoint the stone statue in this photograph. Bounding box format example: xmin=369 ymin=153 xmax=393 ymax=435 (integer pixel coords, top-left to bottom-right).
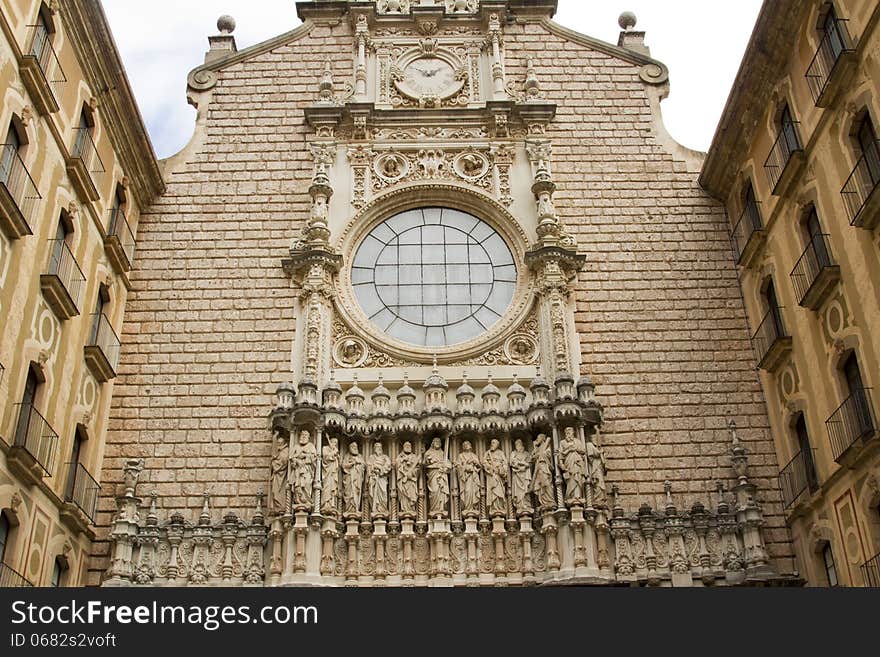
xmin=482 ymin=439 xmax=508 ymax=517
xmin=531 ymin=433 xmax=556 ymax=510
xmin=510 ymin=438 xmax=533 ymax=515
xmin=367 ymin=441 xmax=392 ymax=517
xmin=423 ymin=437 xmax=451 ymax=518
xmin=320 ymin=437 xmax=340 ymax=515
xmin=560 ymin=426 xmax=586 ymax=505
xmin=396 ymin=441 xmax=419 ymax=518
xmin=290 ymin=430 xmax=317 ymax=510
xmin=341 ymin=441 xmax=366 ymax=516
xmin=586 ymin=437 xmax=607 ymax=507
xmin=269 ymin=430 xmax=289 ymax=515
xmin=456 ymin=440 xmax=481 ymax=518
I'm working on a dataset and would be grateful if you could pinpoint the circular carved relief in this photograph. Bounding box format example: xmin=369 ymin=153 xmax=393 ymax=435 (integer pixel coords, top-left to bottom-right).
xmin=38 ymin=308 xmax=56 ymax=348
xmin=780 ymin=366 xmax=797 ymax=400
xmin=504 ymin=334 xmax=539 ymax=365
xmin=333 ymin=337 xmax=368 ymax=368
xmin=453 ymin=152 xmax=489 ymax=180
xmin=374 ymin=153 xmax=409 ymax=183
xmin=826 ymin=300 xmax=844 ymax=336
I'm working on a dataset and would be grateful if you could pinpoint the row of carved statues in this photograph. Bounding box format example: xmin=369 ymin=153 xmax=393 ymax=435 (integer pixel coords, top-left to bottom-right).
xmin=269 ymin=426 xmax=607 ymax=522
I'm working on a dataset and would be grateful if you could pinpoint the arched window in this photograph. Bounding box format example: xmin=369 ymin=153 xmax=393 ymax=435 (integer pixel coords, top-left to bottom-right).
xmin=842 ymin=352 xmax=874 ymax=438
xmin=0 ymin=512 xmax=10 ymax=563
xmin=29 ymin=4 xmax=55 ymax=70
xmin=822 ymin=543 xmax=839 ymax=587
xmin=856 ymin=115 xmax=880 ymax=186
xmin=794 ymin=414 xmax=819 ymax=492
xmin=50 ymin=557 xmax=66 ymax=587
xmin=0 ymin=122 xmax=23 ymax=186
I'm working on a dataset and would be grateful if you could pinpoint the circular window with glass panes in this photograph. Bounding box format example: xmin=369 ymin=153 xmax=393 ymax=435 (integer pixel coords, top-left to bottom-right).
xmin=350 ymin=207 xmax=517 ymax=348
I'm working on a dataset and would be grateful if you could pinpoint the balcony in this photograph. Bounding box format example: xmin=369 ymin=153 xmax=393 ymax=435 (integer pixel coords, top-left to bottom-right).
xmin=790 ymin=235 xmax=840 ymax=310
xmin=66 ymin=128 xmax=105 ymax=202
xmin=18 ymin=26 xmax=66 ymax=115
xmin=7 ymin=403 xmax=58 ymax=486
xmin=805 ymin=18 xmax=856 ymax=108
xmin=752 ymin=308 xmax=792 ymax=372
xmin=60 ymin=462 xmax=100 ymax=535
xmin=863 ymin=552 xmax=880 ymax=587
xmin=0 ymin=563 xmax=33 ymax=588
xmin=826 ymin=388 xmax=878 ymax=463
xmin=765 ymin=124 xmax=805 ymax=196
xmin=731 ymin=201 xmax=766 ymax=267
xmin=779 ymin=448 xmax=819 ymax=510
xmin=40 ymin=240 xmax=85 ymax=320
xmin=84 ymin=313 xmax=120 ymax=382
xmin=0 ymin=144 xmax=40 ymax=239
xmin=104 ymin=207 xmax=135 ymax=274
xmin=842 ymin=142 xmax=880 ymax=229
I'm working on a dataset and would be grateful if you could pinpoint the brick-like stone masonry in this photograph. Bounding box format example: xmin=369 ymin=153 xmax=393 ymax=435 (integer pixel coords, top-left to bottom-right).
xmin=89 ymin=19 xmax=794 ymax=583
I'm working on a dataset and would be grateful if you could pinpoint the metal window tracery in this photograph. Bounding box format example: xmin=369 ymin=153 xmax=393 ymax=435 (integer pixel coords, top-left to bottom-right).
xmin=352 ymin=207 xmax=516 ymax=347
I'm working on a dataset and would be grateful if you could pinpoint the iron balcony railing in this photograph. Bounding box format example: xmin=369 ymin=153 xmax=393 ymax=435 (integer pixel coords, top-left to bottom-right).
xmin=863 ymin=552 xmax=880 ymax=587
xmin=65 ymin=462 xmax=100 ymax=523
xmin=13 ymin=403 xmax=58 ymax=476
xmin=88 ymin=313 xmax=121 ymax=374
xmin=107 ymin=206 xmax=135 ymax=267
xmin=0 ymin=143 xmax=41 ymax=230
xmin=0 ymin=563 xmax=33 ymax=587
xmin=765 ymin=122 xmax=803 ymax=192
xmin=826 ymin=388 xmax=877 ymax=461
xmin=790 ymin=234 xmax=835 ymax=305
xmin=805 ymin=18 xmax=854 ymax=104
xmin=70 ymin=127 xmax=105 ymax=191
xmin=842 ymin=140 xmax=880 ymax=225
xmin=45 ymin=239 xmax=85 ymax=311
xmin=731 ymin=200 xmax=763 ymax=263
xmin=25 ymin=24 xmax=67 ymax=100
xmin=752 ymin=307 xmax=788 ymax=367
xmin=779 ymin=448 xmax=819 ymax=509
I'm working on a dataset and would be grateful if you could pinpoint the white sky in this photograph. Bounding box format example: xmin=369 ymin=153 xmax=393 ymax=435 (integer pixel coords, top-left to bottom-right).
xmin=102 ymin=0 xmax=762 ymax=160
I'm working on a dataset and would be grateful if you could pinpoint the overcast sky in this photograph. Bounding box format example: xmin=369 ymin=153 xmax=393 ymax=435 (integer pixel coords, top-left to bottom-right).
xmin=102 ymin=0 xmax=762 ymax=160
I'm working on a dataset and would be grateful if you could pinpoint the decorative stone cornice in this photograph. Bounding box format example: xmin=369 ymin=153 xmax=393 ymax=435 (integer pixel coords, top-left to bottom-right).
xmin=60 ymin=0 xmax=165 ymax=208
xmin=540 ymin=18 xmax=669 ymax=86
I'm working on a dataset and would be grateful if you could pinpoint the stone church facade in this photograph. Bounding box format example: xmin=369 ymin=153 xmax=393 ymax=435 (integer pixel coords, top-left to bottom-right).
xmin=91 ymin=0 xmax=802 ymax=587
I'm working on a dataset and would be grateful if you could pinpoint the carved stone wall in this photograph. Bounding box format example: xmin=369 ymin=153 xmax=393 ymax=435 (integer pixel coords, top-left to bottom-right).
xmin=92 ymin=1 xmax=796 ymax=585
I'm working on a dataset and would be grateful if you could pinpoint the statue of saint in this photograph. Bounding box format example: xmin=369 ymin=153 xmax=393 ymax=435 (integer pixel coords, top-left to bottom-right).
xmin=586 ymin=438 xmax=607 ymax=507
xmin=510 ymin=438 xmax=533 ymax=515
xmin=290 ymin=429 xmax=317 ymax=510
xmin=456 ymin=440 xmax=481 ymax=518
xmin=320 ymin=437 xmax=340 ymax=515
xmin=423 ymin=437 xmax=451 ymax=518
xmin=367 ymin=441 xmax=392 ymax=518
xmin=560 ymin=426 xmax=586 ymax=505
xmin=482 ymin=439 xmax=508 ymax=517
xmin=341 ymin=442 xmax=366 ymax=516
xmin=396 ymin=441 xmax=419 ymax=518
xmin=269 ymin=430 xmax=289 ymax=515
xmin=531 ymin=433 xmax=556 ymax=510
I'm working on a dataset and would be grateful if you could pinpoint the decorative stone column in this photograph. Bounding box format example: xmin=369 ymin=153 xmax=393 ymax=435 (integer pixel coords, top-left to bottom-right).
xmin=105 ymin=458 xmax=144 ymax=586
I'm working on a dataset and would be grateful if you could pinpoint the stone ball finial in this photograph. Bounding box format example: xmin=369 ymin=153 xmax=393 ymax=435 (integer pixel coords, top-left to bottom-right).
xmin=618 ymin=11 xmax=637 ymax=31
xmin=217 ymin=15 xmax=236 ymax=34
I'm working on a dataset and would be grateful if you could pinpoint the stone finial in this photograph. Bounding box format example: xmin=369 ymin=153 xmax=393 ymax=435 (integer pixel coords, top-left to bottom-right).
xmin=206 ymin=15 xmax=238 ymax=64
xmin=253 ymin=490 xmax=265 ymax=525
xmin=617 ymin=12 xmax=650 ymax=56
xmin=217 ymin=15 xmax=236 ymax=34
xmin=618 ymin=11 xmax=637 ymax=31
xmin=200 ymin=491 xmax=212 ymax=525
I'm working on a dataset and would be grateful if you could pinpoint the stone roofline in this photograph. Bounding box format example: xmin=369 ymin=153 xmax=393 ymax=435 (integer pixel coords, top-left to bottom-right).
xmin=184 ymin=1 xmax=671 ymax=97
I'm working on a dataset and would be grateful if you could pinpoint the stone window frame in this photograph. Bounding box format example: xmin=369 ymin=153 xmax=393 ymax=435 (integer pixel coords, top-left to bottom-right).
xmin=334 ymin=184 xmax=535 ymax=364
